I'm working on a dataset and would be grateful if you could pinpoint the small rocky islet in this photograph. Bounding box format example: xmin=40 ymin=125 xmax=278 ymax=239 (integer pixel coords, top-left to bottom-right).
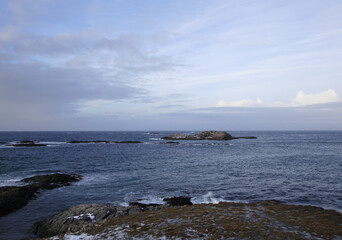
xmin=161 ymin=130 xmax=257 ymax=140
xmin=9 ymin=140 xmax=47 ymax=147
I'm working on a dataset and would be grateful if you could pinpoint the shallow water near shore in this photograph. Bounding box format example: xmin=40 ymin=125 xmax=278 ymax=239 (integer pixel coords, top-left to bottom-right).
xmin=0 ymin=131 xmax=341 ymax=239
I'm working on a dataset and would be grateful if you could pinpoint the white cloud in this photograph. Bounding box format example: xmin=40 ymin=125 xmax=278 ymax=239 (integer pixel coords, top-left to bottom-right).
xmin=217 ymin=98 xmax=262 ymax=107
xmin=217 ymin=90 xmax=340 ymax=108
xmin=291 ymin=89 xmax=340 ymax=106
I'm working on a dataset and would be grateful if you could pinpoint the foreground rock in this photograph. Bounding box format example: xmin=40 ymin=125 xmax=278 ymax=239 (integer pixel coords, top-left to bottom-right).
xmin=39 ymin=200 xmax=342 ymax=239
xmin=161 ymin=131 xmax=256 ymax=141
xmin=34 ymin=196 xmax=193 ymax=237
xmin=0 ymin=173 xmax=82 ymax=217
xmin=34 ymin=204 xmax=118 ymax=238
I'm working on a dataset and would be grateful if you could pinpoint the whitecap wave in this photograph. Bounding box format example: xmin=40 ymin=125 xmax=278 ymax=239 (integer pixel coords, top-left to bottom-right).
xmin=0 ymin=145 xmax=14 ymax=148
xmin=137 ymin=196 xmax=165 ymax=205
xmin=149 ymin=138 xmax=161 ymax=141
xmin=40 ymin=141 xmax=66 ymax=145
xmin=118 ymin=194 xmax=166 ymax=206
xmin=0 ymin=178 xmax=23 ymax=187
xmin=192 ymin=191 xmax=226 ymax=204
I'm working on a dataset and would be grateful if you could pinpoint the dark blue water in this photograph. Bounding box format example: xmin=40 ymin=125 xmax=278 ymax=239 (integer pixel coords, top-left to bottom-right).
xmin=0 ymin=131 xmax=341 ymax=239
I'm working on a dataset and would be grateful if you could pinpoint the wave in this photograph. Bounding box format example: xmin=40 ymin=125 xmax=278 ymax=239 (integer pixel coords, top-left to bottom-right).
xmin=136 ymin=196 xmax=165 ymax=205
xmin=40 ymin=141 xmax=66 ymax=145
xmin=149 ymin=138 xmax=161 ymax=141
xmin=0 ymin=178 xmax=24 ymax=187
xmin=118 ymin=192 xmax=238 ymax=206
xmin=192 ymin=191 xmax=225 ymax=204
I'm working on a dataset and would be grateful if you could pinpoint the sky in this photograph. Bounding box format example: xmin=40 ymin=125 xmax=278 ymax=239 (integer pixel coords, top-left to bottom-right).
xmin=0 ymin=0 xmax=342 ymax=131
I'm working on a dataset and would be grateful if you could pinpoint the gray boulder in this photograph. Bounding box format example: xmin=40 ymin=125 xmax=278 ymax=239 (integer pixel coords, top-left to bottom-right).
xmin=34 ymin=204 xmax=117 ymax=237
xmin=34 ymin=203 xmax=166 ymax=237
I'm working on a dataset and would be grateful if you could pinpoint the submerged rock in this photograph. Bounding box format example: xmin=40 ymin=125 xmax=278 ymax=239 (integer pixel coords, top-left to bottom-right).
xmin=165 ymin=141 xmax=180 ymax=144
xmin=0 ymin=173 xmax=82 ymax=217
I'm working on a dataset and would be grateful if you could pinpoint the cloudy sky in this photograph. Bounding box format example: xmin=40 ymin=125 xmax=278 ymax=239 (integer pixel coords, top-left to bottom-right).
xmin=1 ymin=0 xmax=342 ymax=130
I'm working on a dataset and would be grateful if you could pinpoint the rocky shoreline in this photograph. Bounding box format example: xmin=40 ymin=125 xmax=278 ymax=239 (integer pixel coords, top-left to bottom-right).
xmin=34 ymin=198 xmax=342 ymax=239
xmin=1 ymin=173 xmax=341 ymax=239
xmin=0 ymin=173 xmax=82 ymax=217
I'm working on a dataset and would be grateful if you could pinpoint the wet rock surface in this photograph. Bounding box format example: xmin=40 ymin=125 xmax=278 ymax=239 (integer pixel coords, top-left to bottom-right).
xmin=21 ymin=173 xmax=82 ymax=190
xmin=163 ymin=196 xmax=193 ymax=206
xmin=0 ymin=173 xmax=82 ymax=217
xmin=0 ymin=185 xmax=38 ymax=217
xmin=162 ymin=131 xmax=256 ymax=141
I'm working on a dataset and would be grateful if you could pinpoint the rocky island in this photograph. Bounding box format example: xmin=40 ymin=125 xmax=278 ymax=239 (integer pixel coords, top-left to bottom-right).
xmin=161 ymin=130 xmax=257 ymax=140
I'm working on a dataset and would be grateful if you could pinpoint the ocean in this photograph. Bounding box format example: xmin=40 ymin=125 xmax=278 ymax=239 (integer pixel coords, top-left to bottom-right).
xmin=0 ymin=131 xmax=341 ymax=239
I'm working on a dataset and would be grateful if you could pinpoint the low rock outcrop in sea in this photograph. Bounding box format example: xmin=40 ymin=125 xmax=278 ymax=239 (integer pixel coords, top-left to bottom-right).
xmin=161 ymin=130 xmax=256 ymax=141
xmin=155 ymin=141 xmax=180 ymax=145
xmin=69 ymin=140 xmax=110 ymax=144
xmin=68 ymin=140 xmax=142 ymax=144
xmin=21 ymin=173 xmax=82 ymax=190
xmin=8 ymin=140 xmax=47 ymax=147
xmin=0 ymin=173 xmax=82 ymax=217
xmin=33 ymin=199 xmax=342 ymax=239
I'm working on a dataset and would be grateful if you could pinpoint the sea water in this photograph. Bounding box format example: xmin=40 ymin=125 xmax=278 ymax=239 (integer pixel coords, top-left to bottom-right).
xmin=0 ymin=131 xmax=341 ymax=239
